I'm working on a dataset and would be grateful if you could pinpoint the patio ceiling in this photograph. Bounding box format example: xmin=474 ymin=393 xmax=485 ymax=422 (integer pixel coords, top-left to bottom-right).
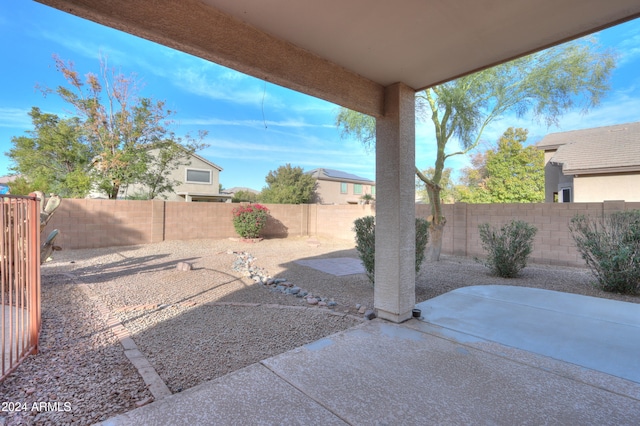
xmin=36 ymin=0 xmax=640 ymax=116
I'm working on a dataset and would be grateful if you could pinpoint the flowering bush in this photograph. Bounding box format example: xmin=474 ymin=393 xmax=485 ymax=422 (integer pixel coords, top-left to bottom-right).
xmin=232 ymin=204 xmax=270 ymax=239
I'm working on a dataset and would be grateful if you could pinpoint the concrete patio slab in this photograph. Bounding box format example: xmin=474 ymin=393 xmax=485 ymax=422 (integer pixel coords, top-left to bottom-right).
xmin=264 ymin=321 xmax=639 ymax=425
xmin=295 ymin=257 xmax=365 ymax=276
xmin=100 ymin=285 xmax=640 ymax=425
xmin=100 ymin=363 xmax=348 ymax=426
xmin=415 ymin=285 xmax=640 ymax=383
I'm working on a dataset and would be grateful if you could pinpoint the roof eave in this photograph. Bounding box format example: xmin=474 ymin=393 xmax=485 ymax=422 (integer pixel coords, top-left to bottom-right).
xmin=536 ymin=144 xmax=563 ymax=151
xmin=563 ymin=165 xmax=640 ymax=175
xmin=317 ymin=176 xmax=375 ymax=185
xmin=191 ymin=152 xmax=224 ymax=171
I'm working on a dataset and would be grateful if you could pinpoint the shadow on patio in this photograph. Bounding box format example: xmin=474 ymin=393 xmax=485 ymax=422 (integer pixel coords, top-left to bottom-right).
xmin=100 ymin=284 xmax=640 ymax=425
xmin=6 ymin=238 xmax=639 ymax=425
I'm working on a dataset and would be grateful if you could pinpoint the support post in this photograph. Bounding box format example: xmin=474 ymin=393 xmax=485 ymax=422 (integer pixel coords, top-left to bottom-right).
xmin=374 ymin=83 xmax=416 ymax=323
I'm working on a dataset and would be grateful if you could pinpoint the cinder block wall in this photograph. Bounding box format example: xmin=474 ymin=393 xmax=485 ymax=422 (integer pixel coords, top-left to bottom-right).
xmin=44 ymin=199 xmax=640 ymax=267
xmin=46 ymin=199 xmax=155 ymax=249
xmin=314 ymin=204 xmax=375 ymax=241
xmin=261 ymin=204 xmax=309 ymax=238
xmin=164 ymin=202 xmax=235 ymax=240
xmin=462 ymin=202 xmax=593 ymax=266
xmin=438 ymin=201 xmax=640 ymax=267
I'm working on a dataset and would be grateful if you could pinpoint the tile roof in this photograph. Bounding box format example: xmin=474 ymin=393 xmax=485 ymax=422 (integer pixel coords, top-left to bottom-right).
xmin=536 ymin=122 xmax=640 ymax=174
xmin=306 ymin=168 xmax=375 ymax=184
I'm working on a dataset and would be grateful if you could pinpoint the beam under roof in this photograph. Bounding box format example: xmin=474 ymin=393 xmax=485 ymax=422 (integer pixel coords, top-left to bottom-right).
xmin=36 ymin=0 xmax=386 ymax=117
xmin=35 ymin=0 xmax=640 ymax=118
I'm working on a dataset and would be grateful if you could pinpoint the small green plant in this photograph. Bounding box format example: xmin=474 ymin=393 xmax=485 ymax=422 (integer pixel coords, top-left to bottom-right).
xmin=477 ymin=220 xmax=537 ymax=278
xmin=232 ymin=190 xmax=259 ymax=203
xmin=360 ymin=193 xmax=375 ymax=204
xmin=353 ymin=216 xmax=429 ymax=285
xmin=232 ymin=203 xmax=270 ymax=238
xmin=569 ymin=211 xmax=640 ymax=294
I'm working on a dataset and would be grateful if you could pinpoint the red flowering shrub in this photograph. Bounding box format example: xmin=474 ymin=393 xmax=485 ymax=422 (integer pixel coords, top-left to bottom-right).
xmin=232 ymin=204 xmax=270 ymax=238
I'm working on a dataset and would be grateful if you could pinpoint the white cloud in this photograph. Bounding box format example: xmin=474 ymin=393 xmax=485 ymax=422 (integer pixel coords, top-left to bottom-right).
xmin=289 ymin=99 xmax=337 ymax=114
xmin=202 ymin=132 xmax=375 ymax=176
xmin=172 ymin=67 xmax=269 ymax=106
xmin=178 ymin=116 xmax=332 ymax=129
xmin=204 ymin=137 xmax=355 ymax=157
xmin=0 ymin=107 xmax=32 ymax=128
xmin=218 ymin=70 xmax=248 ymax=81
xmin=37 ymin=30 xmax=102 ymax=60
xmin=485 ymin=91 xmax=640 ymax=143
xmin=616 ymin=24 xmax=640 ymax=66
xmin=35 ymin=21 xmax=339 ymax=112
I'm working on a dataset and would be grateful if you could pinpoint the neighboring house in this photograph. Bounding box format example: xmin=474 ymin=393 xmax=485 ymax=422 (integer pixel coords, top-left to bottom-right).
xmin=0 ymin=175 xmax=18 ymax=194
xmin=536 ymin=122 xmax=640 ymax=202
xmin=0 ymin=175 xmax=17 ymax=194
xmin=123 ymin=151 xmax=232 ymax=202
xmin=306 ymin=168 xmax=375 ymax=204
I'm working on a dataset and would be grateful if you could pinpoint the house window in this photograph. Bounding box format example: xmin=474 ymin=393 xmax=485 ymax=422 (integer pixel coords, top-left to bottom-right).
xmin=354 ymin=184 xmax=362 ymax=195
xmin=186 ymin=168 xmax=212 ymax=184
xmin=371 ymin=186 xmax=375 ymax=196
xmin=561 ymin=188 xmax=571 ymax=203
xmin=340 ymin=182 xmax=348 ymax=194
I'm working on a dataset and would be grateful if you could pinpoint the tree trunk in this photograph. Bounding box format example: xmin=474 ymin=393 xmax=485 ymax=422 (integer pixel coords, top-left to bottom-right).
xmin=425 ymin=219 xmax=446 ymax=261
xmin=415 ymin=167 xmax=447 ymax=261
xmin=108 ymin=183 xmax=120 ymax=200
xmin=425 ymin=180 xmax=446 ymax=261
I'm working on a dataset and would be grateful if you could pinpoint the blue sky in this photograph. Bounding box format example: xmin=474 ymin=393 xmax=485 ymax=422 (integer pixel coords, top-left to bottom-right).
xmin=1 ymin=2 xmax=640 ymax=191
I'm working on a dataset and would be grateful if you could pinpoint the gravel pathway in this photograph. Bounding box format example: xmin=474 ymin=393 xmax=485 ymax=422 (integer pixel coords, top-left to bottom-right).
xmin=1 ymin=236 xmax=638 ymax=425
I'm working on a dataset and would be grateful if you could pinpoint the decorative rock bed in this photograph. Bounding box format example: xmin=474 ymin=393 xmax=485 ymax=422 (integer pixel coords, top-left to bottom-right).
xmin=229 ymin=250 xmax=371 ymax=317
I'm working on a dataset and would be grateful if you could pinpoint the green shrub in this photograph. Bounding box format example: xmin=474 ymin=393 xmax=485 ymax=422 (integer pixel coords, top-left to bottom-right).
xmin=232 ymin=190 xmax=259 ymax=203
xmin=353 ymin=216 xmax=376 ymax=283
xmin=232 ymin=203 xmax=270 ymax=238
xmin=353 ymin=216 xmax=430 ymax=285
xmin=569 ymin=211 xmax=640 ymax=294
xmin=477 ymin=220 xmax=537 ymax=278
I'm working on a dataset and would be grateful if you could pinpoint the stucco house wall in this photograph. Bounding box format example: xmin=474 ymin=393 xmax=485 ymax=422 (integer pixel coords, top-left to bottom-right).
xmin=167 ymin=154 xmax=222 ymax=201
xmin=314 ymin=179 xmax=375 ymax=205
xmin=543 ymin=151 xmax=574 ymax=203
xmin=573 ymin=173 xmax=640 ymax=202
xmin=123 ymin=150 xmax=228 ymax=202
xmin=307 ymin=168 xmax=375 ymax=205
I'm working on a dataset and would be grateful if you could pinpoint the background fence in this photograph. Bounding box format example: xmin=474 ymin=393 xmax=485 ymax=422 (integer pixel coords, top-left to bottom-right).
xmin=43 ymin=199 xmax=640 ymax=267
xmin=1 ymin=194 xmax=41 ymax=381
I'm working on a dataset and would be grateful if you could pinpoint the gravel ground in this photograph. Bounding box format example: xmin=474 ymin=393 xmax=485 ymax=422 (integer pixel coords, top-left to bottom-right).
xmin=2 ymin=236 xmax=638 ymax=425
xmin=0 ymin=277 xmax=153 ymax=426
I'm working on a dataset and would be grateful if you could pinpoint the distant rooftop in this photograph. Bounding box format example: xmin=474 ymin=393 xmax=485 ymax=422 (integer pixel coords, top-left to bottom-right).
xmin=223 ymin=187 xmax=260 ymax=195
xmin=306 ymin=168 xmax=374 ymax=184
xmin=0 ymin=175 xmax=19 ymax=184
xmin=537 ymin=122 xmax=640 ymax=174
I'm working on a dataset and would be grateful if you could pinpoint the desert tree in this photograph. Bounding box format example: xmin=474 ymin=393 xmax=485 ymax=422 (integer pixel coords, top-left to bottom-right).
xmin=39 ymin=55 xmax=206 ymax=199
xmin=336 ymin=38 xmax=615 ymax=260
xmin=7 ymin=107 xmax=91 ymax=197
xmin=456 ymin=128 xmax=544 ymax=203
xmin=260 ymin=164 xmax=317 ymax=204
